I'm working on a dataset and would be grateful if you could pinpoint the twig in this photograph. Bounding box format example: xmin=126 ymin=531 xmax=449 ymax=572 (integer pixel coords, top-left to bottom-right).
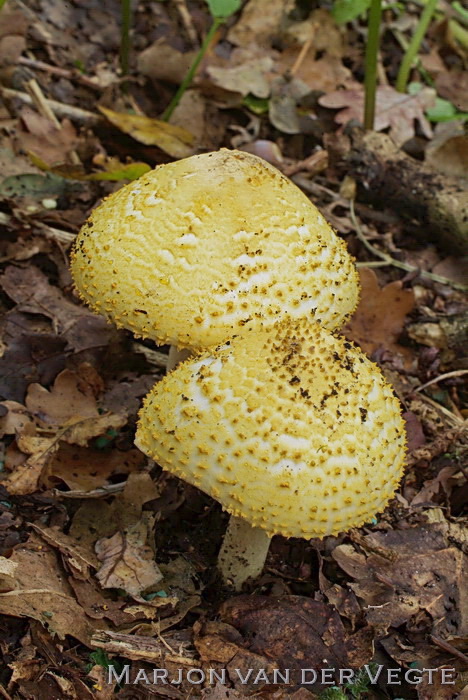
xmin=417 ymin=393 xmax=465 ymax=427
xmin=173 ymin=0 xmax=198 ymax=46
xmin=0 ymin=211 xmax=75 ymax=245
xmin=1 ymin=87 xmax=100 ymax=126
xmin=25 ymin=78 xmax=81 ymax=164
xmin=18 ymin=56 xmax=102 ymax=91
xmin=290 ymin=35 xmax=314 ymax=77
xmin=416 ymin=370 xmax=468 ymax=393
xmin=349 ymin=200 xmax=468 ymax=292
xmin=0 ymin=686 xmax=13 ymax=700
xmin=430 ymin=635 xmax=468 ymax=664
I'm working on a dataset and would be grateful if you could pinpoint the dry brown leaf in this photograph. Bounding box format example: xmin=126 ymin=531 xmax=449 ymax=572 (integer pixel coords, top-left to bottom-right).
xmin=138 ymin=40 xmax=197 ymax=85
xmin=26 ymin=369 xmax=99 ymax=426
xmin=4 ymin=435 xmax=59 ymax=495
xmin=333 ymin=527 xmax=468 ymax=637
xmin=0 ymin=555 xmax=18 ymax=592
xmin=57 ymin=412 xmax=127 ymax=447
xmin=0 ymin=401 xmax=36 ymax=438
xmin=319 ymin=86 xmax=435 ymax=146
xmin=69 ymin=473 xmax=163 ymax=556
xmin=435 ymin=70 xmax=468 ymax=112
xmin=425 ymin=122 xmax=468 ymax=178
xmin=0 ymin=265 xmax=113 ymax=354
xmin=31 ymin=523 xmax=99 ymax=580
xmin=344 ymin=267 xmax=415 ymax=361
xmin=44 ymin=443 xmax=144 ymax=491
xmin=17 ymin=108 xmax=78 ymax=165
xmin=0 ymin=533 xmax=106 ymax=645
xmin=206 ymin=53 xmax=273 ymax=98
xmin=276 ymin=49 xmax=351 ymax=94
xmin=227 ymin=0 xmax=294 ymax=48
xmin=95 ymin=519 xmax=163 ymax=597
xmin=99 ymin=106 xmax=195 ymax=159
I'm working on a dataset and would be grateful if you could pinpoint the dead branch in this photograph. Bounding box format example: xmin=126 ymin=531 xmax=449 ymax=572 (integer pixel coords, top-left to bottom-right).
xmin=344 ymin=127 xmax=468 ymax=254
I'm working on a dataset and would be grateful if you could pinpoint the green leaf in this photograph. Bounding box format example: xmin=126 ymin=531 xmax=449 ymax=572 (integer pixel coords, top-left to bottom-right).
xmin=89 ymin=650 xmax=113 ymax=669
xmin=332 ymin=0 xmax=371 ymax=24
xmin=453 ymin=1 xmax=468 ymax=21
xmin=243 ymin=94 xmax=270 ymax=115
xmin=426 ymin=97 xmax=468 ymax=122
xmin=206 ymin=0 xmax=241 ymax=19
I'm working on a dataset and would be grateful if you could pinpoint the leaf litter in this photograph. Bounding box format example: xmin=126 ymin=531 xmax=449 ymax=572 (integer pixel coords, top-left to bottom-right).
xmin=0 ymin=0 xmax=467 ymax=697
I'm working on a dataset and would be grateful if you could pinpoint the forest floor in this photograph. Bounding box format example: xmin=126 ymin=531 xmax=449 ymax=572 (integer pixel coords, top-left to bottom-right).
xmin=0 ymin=0 xmax=467 ymax=698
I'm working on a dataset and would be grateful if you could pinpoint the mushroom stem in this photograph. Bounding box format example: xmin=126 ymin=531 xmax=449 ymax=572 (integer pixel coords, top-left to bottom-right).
xmin=218 ymin=515 xmax=271 ymax=590
xmin=167 ymin=346 xmax=193 ymax=373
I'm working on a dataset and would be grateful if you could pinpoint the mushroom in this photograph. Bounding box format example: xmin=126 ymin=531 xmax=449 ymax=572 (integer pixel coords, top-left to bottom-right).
xmin=135 ymin=318 xmax=407 ymax=590
xmin=70 ymin=149 xmax=359 ymax=353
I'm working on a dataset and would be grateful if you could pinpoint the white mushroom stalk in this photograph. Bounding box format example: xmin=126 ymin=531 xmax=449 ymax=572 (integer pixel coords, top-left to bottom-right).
xmin=135 ymin=319 xmax=407 ymax=590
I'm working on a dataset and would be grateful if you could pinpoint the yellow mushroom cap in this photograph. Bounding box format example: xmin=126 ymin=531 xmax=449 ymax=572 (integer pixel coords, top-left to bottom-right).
xmin=135 ymin=319 xmax=406 ymax=538
xmin=70 ymin=149 xmax=359 ymax=349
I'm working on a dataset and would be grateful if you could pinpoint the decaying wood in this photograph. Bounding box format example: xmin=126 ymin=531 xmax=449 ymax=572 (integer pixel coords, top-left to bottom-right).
xmin=344 ymin=127 xmax=468 ymax=254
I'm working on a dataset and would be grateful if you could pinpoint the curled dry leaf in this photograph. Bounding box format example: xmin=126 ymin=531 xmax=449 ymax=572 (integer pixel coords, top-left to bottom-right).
xmin=319 ymin=86 xmax=435 ymax=146
xmin=99 ymin=107 xmax=195 ymax=159
xmin=95 ymin=519 xmax=163 ymax=597
xmin=4 ymin=435 xmax=59 ymax=495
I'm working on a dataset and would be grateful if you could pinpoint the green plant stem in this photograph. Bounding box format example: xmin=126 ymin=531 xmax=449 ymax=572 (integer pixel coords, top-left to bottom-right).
xmin=450 ymin=19 xmax=468 ymax=48
xmin=364 ymin=0 xmax=382 ymax=130
xmin=396 ymin=0 xmax=437 ymax=92
xmin=0 ymin=0 xmax=8 ymax=10
xmin=120 ymin=0 xmax=131 ymax=76
xmin=162 ymin=16 xmax=223 ymax=122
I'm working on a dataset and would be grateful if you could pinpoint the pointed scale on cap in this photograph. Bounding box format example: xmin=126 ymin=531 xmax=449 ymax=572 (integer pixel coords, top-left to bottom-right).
xmin=70 ymin=149 xmax=359 ymax=350
xmin=135 ymin=319 xmax=406 ymax=538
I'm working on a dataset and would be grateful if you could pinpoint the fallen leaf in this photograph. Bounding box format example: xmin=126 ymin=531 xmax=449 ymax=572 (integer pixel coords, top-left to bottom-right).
xmin=0 ymin=533 xmax=106 ymax=645
xmin=277 ymin=49 xmax=351 ymax=94
xmin=30 ymin=151 xmax=151 ymax=181
xmin=214 ymin=595 xmax=373 ymax=689
xmin=0 ymin=265 xmax=114 ymax=355
xmin=4 ymin=435 xmax=59 ymax=495
xmin=425 ymin=122 xmax=468 ymax=178
xmin=0 ymin=555 xmax=18 ymax=591
xmin=26 ymin=369 xmax=99 ymax=426
xmin=30 ymin=523 xmax=99 ymax=580
xmin=319 ymin=86 xmax=436 ymax=146
xmin=95 ymin=519 xmax=163 ymax=597
xmin=332 ymin=527 xmax=468 ymax=637
xmin=344 ymin=267 xmax=415 ymax=361
xmin=227 ymin=0 xmax=294 ymax=48
xmin=0 ymin=401 xmax=36 ymax=438
xmin=17 ymin=108 xmax=79 ymax=165
xmin=44 ymin=443 xmax=144 ymax=491
xmin=435 ymin=70 xmax=468 ymax=112
xmin=268 ymin=76 xmax=310 ymax=134
xmin=206 ymin=54 xmax=273 ymax=98
xmin=138 ymin=39 xmax=197 ymax=85
xmin=99 ymin=106 xmax=195 ymax=159
xmin=70 ymin=473 xmax=163 ymax=564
